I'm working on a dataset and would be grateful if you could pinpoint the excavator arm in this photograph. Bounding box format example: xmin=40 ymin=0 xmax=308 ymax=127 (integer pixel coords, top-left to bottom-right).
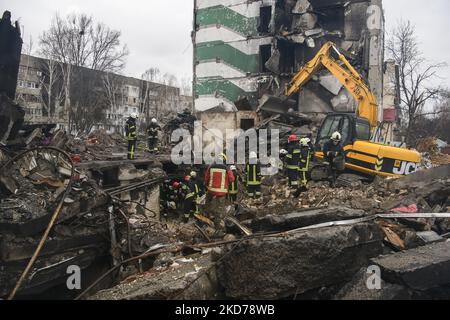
xmin=284 ymin=41 xmax=378 ymax=129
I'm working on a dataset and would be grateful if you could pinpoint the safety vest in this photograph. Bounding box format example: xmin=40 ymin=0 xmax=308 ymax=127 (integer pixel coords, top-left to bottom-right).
xmin=147 ymin=124 xmax=159 ymax=138
xmin=299 ymin=147 xmax=312 ymax=172
xmin=286 ymin=143 xmax=301 ymax=170
xmin=228 ymin=172 xmax=240 ymax=195
xmin=126 ymin=120 xmax=137 ymax=140
xmin=207 ymin=166 xmax=228 ymax=195
xmin=185 ymin=180 xmax=200 ymax=200
xmin=246 ymin=163 xmax=261 ymax=186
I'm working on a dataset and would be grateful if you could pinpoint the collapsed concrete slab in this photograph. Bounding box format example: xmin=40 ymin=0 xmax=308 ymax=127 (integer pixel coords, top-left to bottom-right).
xmin=91 ymin=252 xmax=219 ymax=300
xmin=251 ymin=207 xmax=368 ymax=233
xmin=388 ymin=164 xmax=450 ymax=191
xmin=371 ymin=241 xmax=450 ymax=291
xmin=218 ymin=222 xmax=383 ymax=299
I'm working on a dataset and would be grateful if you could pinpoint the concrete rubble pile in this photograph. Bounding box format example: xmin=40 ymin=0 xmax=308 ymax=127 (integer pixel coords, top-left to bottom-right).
xmin=85 ymin=164 xmax=450 ymax=300
xmin=416 ymin=137 xmax=450 ymax=168
xmin=0 ymin=147 xmax=111 ymax=298
xmin=0 ymin=119 xmax=182 ymax=298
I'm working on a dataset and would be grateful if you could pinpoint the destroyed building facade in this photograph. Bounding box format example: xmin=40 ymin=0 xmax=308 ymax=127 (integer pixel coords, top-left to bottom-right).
xmin=193 ymin=0 xmax=402 ymax=141
xmin=15 ymin=54 xmax=193 ymax=132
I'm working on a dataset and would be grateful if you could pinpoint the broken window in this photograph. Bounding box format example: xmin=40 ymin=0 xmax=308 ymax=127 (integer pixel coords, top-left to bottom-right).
xmin=240 ymin=119 xmax=255 ymax=131
xmin=259 ymin=45 xmax=272 ymax=73
xmin=258 ymin=6 xmax=272 ymax=34
xmin=277 ymin=40 xmax=296 ymax=74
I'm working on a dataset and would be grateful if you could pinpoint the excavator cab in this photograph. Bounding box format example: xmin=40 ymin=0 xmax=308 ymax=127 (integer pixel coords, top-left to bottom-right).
xmin=315 ymin=113 xmax=370 ymax=153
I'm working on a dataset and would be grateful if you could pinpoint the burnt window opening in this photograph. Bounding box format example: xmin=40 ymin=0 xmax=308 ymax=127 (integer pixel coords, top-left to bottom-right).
xmin=260 ymin=44 xmax=272 ymax=73
xmin=240 ymin=119 xmax=255 ymax=131
xmin=277 ymin=40 xmax=296 ymax=74
xmin=258 ymin=6 xmax=272 ymax=34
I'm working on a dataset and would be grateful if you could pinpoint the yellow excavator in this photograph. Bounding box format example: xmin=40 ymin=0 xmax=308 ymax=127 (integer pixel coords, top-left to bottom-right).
xmin=259 ymin=41 xmax=421 ymax=177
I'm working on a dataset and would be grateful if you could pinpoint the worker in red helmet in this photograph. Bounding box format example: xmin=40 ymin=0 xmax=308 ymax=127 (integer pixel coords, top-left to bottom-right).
xmin=285 ymin=134 xmax=301 ymax=191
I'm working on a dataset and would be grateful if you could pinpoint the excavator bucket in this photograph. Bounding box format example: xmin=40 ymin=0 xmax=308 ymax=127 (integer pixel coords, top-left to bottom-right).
xmin=257 ymin=94 xmax=297 ymax=115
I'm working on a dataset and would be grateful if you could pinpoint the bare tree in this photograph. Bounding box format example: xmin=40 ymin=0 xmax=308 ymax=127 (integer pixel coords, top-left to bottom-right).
xmin=39 ymin=12 xmax=129 ymax=132
xmin=39 ymin=57 xmax=64 ymax=118
xmin=141 ymin=67 xmax=161 ymax=121
xmin=180 ymin=76 xmax=193 ymax=96
xmin=386 ymin=20 xmax=446 ymax=144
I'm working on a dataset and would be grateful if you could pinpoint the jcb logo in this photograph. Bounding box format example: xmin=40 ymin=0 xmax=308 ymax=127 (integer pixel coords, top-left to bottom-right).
xmin=393 ymin=161 xmax=418 ymax=175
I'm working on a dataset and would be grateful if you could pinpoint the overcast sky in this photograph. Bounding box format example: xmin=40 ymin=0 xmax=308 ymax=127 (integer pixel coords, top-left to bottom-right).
xmin=3 ymin=0 xmax=450 ymax=87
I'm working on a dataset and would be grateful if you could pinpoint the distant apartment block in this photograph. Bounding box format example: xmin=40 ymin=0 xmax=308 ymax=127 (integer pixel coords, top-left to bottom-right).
xmin=16 ymin=54 xmax=193 ymax=132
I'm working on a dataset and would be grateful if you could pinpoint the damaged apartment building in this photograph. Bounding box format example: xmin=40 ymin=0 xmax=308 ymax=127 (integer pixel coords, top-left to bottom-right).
xmin=193 ymin=0 xmax=402 ymax=142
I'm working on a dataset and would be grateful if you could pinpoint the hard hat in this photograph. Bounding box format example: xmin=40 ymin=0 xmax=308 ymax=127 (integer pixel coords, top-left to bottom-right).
xmin=151 ymin=118 xmax=157 ymax=123
xmin=184 ymin=175 xmax=191 ymax=182
xmin=249 ymin=151 xmax=257 ymax=159
xmin=331 ymin=132 xmax=342 ymax=141
xmin=300 ymin=137 xmax=311 ymax=147
xmin=168 ymin=201 xmax=176 ymax=210
xmin=288 ymin=134 xmax=299 ymax=143
xmin=172 ymin=181 xmax=180 ymax=189
xmin=190 ymin=171 xmax=197 ymax=178
xmin=230 ymin=165 xmax=237 ymax=171
xmin=219 ymin=153 xmax=227 ymax=162
xmin=280 ymin=149 xmax=288 ymax=155
xmin=130 ymin=112 xmax=138 ymax=119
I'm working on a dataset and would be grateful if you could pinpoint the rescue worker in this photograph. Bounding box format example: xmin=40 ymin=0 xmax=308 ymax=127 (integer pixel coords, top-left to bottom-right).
xmin=285 ymin=135 xmax=301 ymax=189
xmin=147 ymin=118 xmax=161 ymax=152
xmin=160 ymin=180 xmax=178 ymax=218
xmin=182 ymin=171 xmax=201 ymax=223
xmin=298 ymin=137 xmax=314 ymax=192
xmin=323 ymin=131 xmax=345 ymax=187
xmin=125 ymin=113 xmax=138 ymax=160
xmin=204 ymin=153 xmax=235 ymax=234
xmin=227 ymin=165 xmax=241 ymax=203
xmin=246 ymin=151 xmax=262 ymax=198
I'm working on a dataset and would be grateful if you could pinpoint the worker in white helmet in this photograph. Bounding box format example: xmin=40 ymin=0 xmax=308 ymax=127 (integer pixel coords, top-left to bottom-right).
xmin=298 ymin=137 xmax=315 ymax=192
xmin=323 ymin=131 xmax=345 ymax=187
xmin=125 ymin=113 xmax=139 ymax=160
xmin=182 ymin=171 xmax=202 ymax=222
xmin=227 ymin=165 xmax=242 ymax=204
xmin=146 ymin=118 xmax=161 ymax=153
xmin=246 ymin=151 xmax=262 ymax=198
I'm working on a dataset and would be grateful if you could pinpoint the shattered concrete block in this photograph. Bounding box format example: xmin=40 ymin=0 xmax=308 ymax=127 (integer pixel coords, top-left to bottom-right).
xmin=388 ymin=164 xmax=450 ymax=191
xmin=251 ymin=207 xmax=368 ymax=232
xmin=305 ymin=28 xmax=324 ymax=37
xmin=371 ymin=241 xmax=450 ymax=291
xmin=334 ymin=268 xmax=412 ymax=300
xmin=292 ymin=0 xmax=312 ymax=14
xmin=264 ymin=49 xmax=281 ymax=75
xmin=298 ymin=88 xmax=334 ymax=114
xmin=218 ymin=222 xmax=384 ymax=299
xmin=91 ymin=253 xmax=219 ymax=300
xmin=287 ymin=34 xmax=306 ymax=44
xmin=319 ymin=74 xmax=343 ymax=95
xmin=331 ymin=88 xmax=357 ymax=112
xmin=306 ymin=37 xmax=315 ymax=48
xmin=296 ymin=13 xmax=318 ymax=30
xmin=118 ymin=164 xmax=148 ymax=181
